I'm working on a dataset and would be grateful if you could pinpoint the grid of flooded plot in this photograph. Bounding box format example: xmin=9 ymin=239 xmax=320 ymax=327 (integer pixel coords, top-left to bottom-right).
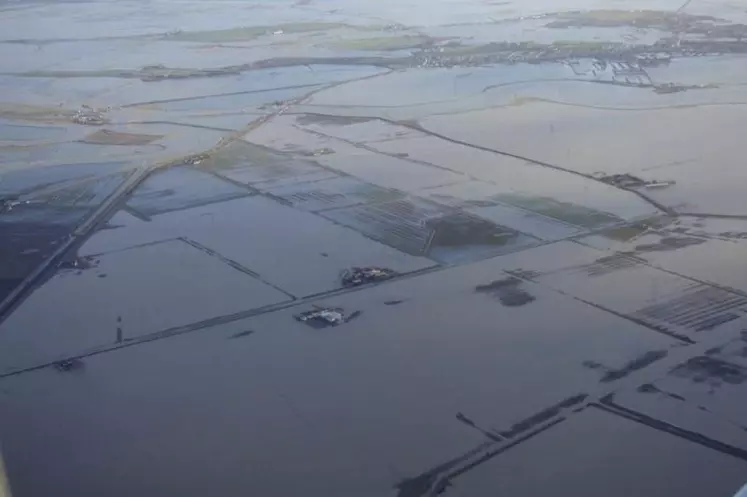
xmin=321 ymin=197 xmax=451 ymax=256
xmin=495 ymin=194 xmax=623 ymax=230
xmin=199 ymin=140 xmax=337 ymax=188
xmin=498 ymin=243 xmax=747 ymax=343
xmin=262 ymin=175 xmax=401 ymax=212
xmin=419 ymin=181 xmax=615 ymax=241
xmin=126 ymin=167 xmax=253 ymax=217
xmin=110 ymin=142 xmax=547 ymax=294
xmin=631 ymin=284 xmax=747 ymax=333
xmin=321 ymin=197 xmax=536 ymax=262
xmin=577 ymin=254 xmax=645 ymax=277
xmin=151 ymin=140 xmax=550 ymax=266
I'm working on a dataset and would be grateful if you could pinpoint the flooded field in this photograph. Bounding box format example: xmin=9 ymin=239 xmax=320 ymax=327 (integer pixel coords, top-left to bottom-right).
xmin=2 ymin=1 xmax=747 ymax=496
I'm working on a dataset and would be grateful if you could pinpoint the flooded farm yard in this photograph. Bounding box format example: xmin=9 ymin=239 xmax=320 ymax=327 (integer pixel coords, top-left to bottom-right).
xmin=3 ymin=1 xmax=747 ymax=496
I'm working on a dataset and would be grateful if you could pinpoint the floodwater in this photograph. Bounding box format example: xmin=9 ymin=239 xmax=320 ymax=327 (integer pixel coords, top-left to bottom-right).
xmin=2 ymin=1 xmax=747 ymax=496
